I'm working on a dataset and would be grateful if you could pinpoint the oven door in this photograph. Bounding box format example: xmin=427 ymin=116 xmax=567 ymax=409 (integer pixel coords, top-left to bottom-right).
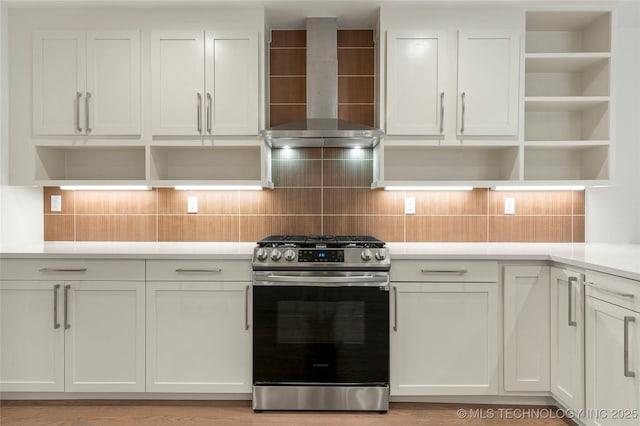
xmin=252 ymin=271 xmax=389 ymax=386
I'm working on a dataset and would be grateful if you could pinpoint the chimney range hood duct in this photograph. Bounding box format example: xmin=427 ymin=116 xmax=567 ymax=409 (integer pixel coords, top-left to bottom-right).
xmin=262 ymin=18 xmax=384 ymax=148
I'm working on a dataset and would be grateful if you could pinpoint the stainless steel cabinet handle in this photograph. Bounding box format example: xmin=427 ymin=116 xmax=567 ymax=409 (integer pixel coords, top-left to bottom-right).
xmin=53 ymin=284 xmax=61 ymax=330
xmin=206 ymin=92 xmax=212 ymax=134
xmin=517 ymin=275 xmax=540 ymax=279
xmin=584 ymin=282 xmax=635 ymax=299
xmin=421 ymin=269 xmax=468 ymax=274
xmin=85 ymin=92 xmax=92 ymax=133
xmin=393 ymin=286 xmax=398 ymax=332
xmin=460 ymin=92 xmax=466 ymax=134
xmin=197 ymin=93 xmax=202 ymax=133
xmin=39 ymin=268 xmax=87 ymax=273
xmin=568 ymin=276 xmax=577 ymax=327
xmin=175 ymin=268 xmax=222 ymax=273
xmin=245 ymin=285 xmax=250 ymax=331
xmin=76 ymin=92 xmax=83 ymax=132
xmin=624 ymin=316 xmax=636 ymax=378
xmin=63 ymin=284 xmax=71 ymax=330
xmin=439 ymin=92 xmax=444 ymax=134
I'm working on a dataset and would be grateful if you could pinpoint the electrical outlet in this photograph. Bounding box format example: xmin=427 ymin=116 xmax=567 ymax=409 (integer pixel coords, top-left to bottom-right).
xmin=404 ymin=197 xmax=416 ymax=215
xmin=504 ymin=197 xmax=515 ymax=215
xmin=187 ymin=196 xmax=198 ymax=213
xmin=51 ymin=195 xmax=62 ymax=212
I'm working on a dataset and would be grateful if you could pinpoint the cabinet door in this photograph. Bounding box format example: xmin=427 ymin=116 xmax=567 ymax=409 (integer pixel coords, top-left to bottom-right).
xmin=386 ymin=31 xmax=447 ymax=136
xmin=33 ymin=31 xmax=86 ymax=135
xmin=146 ymin=282 xmax=252 ymax=393
xmin=205 ymin=31 xmax=259 ymax=135
xmin=0 ymin=281 xmax=64 ymax=392
xmin=64 ymin=281 xmax=145 ymax=392
xmin=151 ymin=31 xmax=205 ymax=135
xmin=390 ymin=282 xmax=498 ymax=395
xmin=457 ymin=30 xmax=520 ymax=136
xmin=86 ymin=31 xmax=141 ymax=135
xmin=503 ymin=266 xmax=550 ymax=392
xmin=586 ymin=297 xmax=640 ymax=426
xmin=550 ymin=267 xmax=584 ymax=412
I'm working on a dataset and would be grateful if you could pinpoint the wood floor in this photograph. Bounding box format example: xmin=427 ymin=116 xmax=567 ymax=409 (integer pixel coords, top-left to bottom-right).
xmin=0 ymin=401 xmax=576 ymax=425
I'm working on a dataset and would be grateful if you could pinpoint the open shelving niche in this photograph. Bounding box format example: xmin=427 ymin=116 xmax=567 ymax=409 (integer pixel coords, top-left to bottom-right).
xmin=34 ymin=139 xmax=273 ymax=188
xmin=149 ymin=139 xmax=273 ymax=187
xmin=523 ymin=9 xmax=612 ymax=184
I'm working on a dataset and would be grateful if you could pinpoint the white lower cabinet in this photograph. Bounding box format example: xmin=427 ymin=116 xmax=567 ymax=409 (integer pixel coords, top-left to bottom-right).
xmin=0 ymin=281 xmax=65 ymax=392
xmin=0 ymin=280 xmax=145 ymax=392
xmin=585 ymin=272 xmax=640 ymax=426
xmin=390 ymin=281 xmax=498 ymax=395
xmin=146 ymin=281 xmax=252 ymax=393
xmin=550 ymin=267 xmax=584 ymax=412
xmin=503 ymin=265 xmax=550 ymax=392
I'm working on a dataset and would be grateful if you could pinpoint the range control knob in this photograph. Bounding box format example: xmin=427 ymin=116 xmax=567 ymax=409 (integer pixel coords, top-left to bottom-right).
xmin=256 ymin=248 xmax=268 ymax=261
xmin=284 ymin=249 xmax=296 ymax=262
xmin=361 ymin=249 xmax=373 ymax=262
xmin=375 ymin=250 xmax=387 ymax=261
xmin=270 ymin=249 xmax=282 ymax=261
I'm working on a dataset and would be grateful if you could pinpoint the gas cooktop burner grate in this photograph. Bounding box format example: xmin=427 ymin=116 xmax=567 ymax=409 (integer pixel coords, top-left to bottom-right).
xmin=257 ymin=235 xmax=385 ymax=249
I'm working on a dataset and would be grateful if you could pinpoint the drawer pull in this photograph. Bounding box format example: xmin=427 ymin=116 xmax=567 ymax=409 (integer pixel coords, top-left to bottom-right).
xmin=53 ymin=284 xmax=61 ymax=330
xmin=421 ymin=269 xmax=468 ymax=274
xmin=584 ymin=282 xmax=634 ymax=299
xmin=624 ymin=316 xmax=636 ymax=378
xmin=39 ymin=268 xmax=87 ymax=273
xmin=175 ymin=268 xmax=222 ymax=273
xmin=64 ymin=285 xmax=71 ymax=330
xmin=568 ymin=276 xmax=578 ymax=327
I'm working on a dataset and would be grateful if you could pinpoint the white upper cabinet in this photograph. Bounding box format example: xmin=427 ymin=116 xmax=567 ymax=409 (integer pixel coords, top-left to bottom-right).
xmin=386 ymin=31 xmax=446 ymax=136
xmin=457 ymin=31 xmax=520 ymax=136
xmin=385 ymin=29 xmax=520 ymax=138
xmin=33 ymin=30 xmax=140 ymax=136
xmin=152 ymin=30 xmax=259 ymax=136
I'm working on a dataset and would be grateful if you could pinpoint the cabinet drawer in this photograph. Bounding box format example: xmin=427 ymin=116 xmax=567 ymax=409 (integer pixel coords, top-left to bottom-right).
xmin=146 ymin=259 xmax=251 ymax=282
xmin=585 ymin=271 xmax=640 ymax=313
xmin=0 ymin=259 xmax=144 ymax=281
xmin=391 ymin=260 xmax=498 ymax=282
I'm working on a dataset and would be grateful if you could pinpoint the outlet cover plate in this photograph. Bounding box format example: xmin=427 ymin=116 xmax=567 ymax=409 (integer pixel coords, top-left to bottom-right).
xmin=187 ymin=196 xmax=198 ymax=213
xmin=504 ymin=197 xmax=515 ymax=215
xmin=405 ymin=197 xmax=416 ymax=215
xmin=51 ymin=195 xmax=62 ymax=212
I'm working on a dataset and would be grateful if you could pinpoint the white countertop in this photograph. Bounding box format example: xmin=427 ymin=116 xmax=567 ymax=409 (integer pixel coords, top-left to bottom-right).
xmin=1 ymin=242 xmax=639 ymax=281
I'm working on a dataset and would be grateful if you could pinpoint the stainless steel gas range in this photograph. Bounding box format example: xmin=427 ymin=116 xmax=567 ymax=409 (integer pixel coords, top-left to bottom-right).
xmin=251 ymin=235 xmax=391 ymax=412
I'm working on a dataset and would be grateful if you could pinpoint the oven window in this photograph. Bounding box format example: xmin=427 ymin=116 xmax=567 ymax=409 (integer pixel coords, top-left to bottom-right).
xmin=277 ymin=301 xmax=365 ymax=345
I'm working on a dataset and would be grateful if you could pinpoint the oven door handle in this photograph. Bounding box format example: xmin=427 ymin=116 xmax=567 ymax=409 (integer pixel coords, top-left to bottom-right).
xmin=254 ymin=274 xmax=389 ymax=286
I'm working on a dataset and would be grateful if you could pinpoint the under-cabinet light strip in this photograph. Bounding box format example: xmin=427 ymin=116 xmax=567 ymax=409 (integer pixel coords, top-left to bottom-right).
xmin=174 ymin=185 xmax=263 ymax=191
xmin=493 ymin=185 xmax=585 ymax=191
xmin=60 ymin=185 xmax=151 ymax=191
xmin=384 ymin=186 xmax=474 ymax=191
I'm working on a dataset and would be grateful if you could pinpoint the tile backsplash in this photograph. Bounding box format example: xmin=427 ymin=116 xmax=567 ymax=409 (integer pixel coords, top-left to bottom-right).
xmin=44 ymin=148 xmax=585 ymax=243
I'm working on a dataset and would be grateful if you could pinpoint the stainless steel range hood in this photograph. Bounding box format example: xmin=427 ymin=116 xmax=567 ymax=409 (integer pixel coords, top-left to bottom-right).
xmin=262 ymin=18 xmax=384 ymax=148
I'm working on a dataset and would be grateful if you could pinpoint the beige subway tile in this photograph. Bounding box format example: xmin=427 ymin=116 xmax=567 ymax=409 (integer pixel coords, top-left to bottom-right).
xmin=44 ymin=215 xmax=74 ymax=241
xmin=323 ymin=188 xmax=403 ymax=215
xmin=44 ymin=187 xmax=74 ymax=214
xmin=489 ymin=216 xmax=572 ymax=242
xmin=408 ymin=188 xmax=488 ymax=215
xmin=239 ymin=189 xmax=321 ymax=215
xmin=489 ymin=190 xmax=572 ymax=215
xmin=158 ymin=188 xmax=238 ymax=215
xmin=158 ymin=216 xmax=238 ymax=242
xmin=272 ymin=159 xmax=322 ymax=187
xmin=75 ymin=189 xmax=156 ymax=214
xmin=406 ymin=216 xmax=487 ymax=242
xmin=573 ymin=191 xmax=585 ymax=215
xmin=323 ymin=216 xmax=404 ymax=242
xmin=573 ymin=216 xmax=585 ymax=242
xmin=323 ymin=159 xmax=373 ymax=187
xmin=239 ymin=216 xmax=321 ymax=241
xmin=76 ymin=215 xmax=156 ymax=242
